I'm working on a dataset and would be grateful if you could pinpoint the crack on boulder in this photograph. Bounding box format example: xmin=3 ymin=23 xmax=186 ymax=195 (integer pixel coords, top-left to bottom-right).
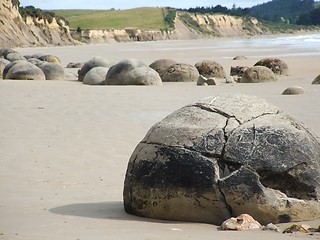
xmin=193 ymin=103 xmax=241 ymax=124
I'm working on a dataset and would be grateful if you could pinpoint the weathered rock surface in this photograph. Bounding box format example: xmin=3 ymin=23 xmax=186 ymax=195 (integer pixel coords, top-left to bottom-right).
xmin=220 ymin=214 xmax=262 ymax=231
xmin=161 ymin=63 xmax=199 ymax=82
xmin=106 ymin=59 xmax=162 ymax=85
xmin=282 ymin=86 xmax=305 ymax=95
xmin=78 ymin=57 xmax=112 ymax=82
xmin=0 ymin=58 xmax=11 ymax=78
xmin=83 ymin=67 xmax=108 ymax=85
xmin=39 ymin=62 xmax=65 ymax=80
xmin=123 ymin=94 xmax=320 ymax=225
xmin=240 ymin=66 xmax=277 ymax=83
xmin=149 ymin=59 xmax=177 ymax=79
xmin=4 ymin=60 xmax=45 ymax=80
xmin=254 ymin=58 xmax=289 ymax=76
xmin=195 ymin=60 xmax=226 ymax=78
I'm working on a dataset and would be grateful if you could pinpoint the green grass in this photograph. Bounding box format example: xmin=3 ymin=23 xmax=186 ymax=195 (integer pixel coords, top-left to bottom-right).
xmin=53 ymin=7 xmax=166 ymax=30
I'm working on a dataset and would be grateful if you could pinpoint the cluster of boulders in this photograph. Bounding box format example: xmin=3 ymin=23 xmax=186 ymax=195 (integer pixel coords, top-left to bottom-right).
xmin=123 ymin=94 xmax=320 ymax=226
xmin=2 ymin=48 xmax=319 ymax=91
xmin=1 ymin=48 xmax=65 ymax=80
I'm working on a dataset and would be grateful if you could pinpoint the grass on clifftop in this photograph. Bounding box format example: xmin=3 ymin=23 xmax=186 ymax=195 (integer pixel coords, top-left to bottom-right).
xmin=53 ymin=7 xmax=166 ymax=30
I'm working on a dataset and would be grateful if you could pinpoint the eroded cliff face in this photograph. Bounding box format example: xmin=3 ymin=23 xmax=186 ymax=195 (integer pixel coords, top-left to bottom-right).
xmin=0 ymin=0 xmax=77 ymax=47
xmin=73 ymin=12 xmax=266 ymax=44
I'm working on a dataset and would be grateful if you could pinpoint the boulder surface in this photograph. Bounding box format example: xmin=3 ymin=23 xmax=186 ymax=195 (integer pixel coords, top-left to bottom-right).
xmin=123 ymin=94 xmax=320 ymax=225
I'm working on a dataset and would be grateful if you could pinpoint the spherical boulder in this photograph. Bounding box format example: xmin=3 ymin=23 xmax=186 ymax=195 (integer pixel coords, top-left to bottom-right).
xmin=282 ymin=86 xmax=305 ymax=95
xmin=312 ymin=74 xmax=320 ymax=84
xmin=240 ymin=66 xmax=277 ymax=83
xmin=254 ymin=58 xmax=289 ymax=76
xmin=123 ymin=94 xmax=320 ymax=225
xmin=195 ymin=60 xmax=226 ymax=78
xmin=161 ymin=63 xmax=199 ymax=82
xmin=6 ymin=52 xmax=26 ymax=62
xmin=39 ymin=62 xmax=66 ymax=80
xmin=0 ymin=58 xmax=11 ymax=78
xmin=4 ymin=61 xmax=45 ymax=80
xmin=106 ymin=59 xmax=162 ymax=85
xmin=83 ymin=67 xmax=108 ymax=85
xmin=78 ymin=57 xmax=112 ymax=82
xmin=149 ymin=59 xmax=177 ymax=78
xmin=38 ymin=55 xmax=61 ymax=65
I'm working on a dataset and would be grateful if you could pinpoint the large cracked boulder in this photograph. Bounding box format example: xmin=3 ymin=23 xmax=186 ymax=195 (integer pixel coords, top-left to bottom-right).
xmin=123 ymin=94 xmax=320 ymax=225
xmin=149 ymin=59 xmax=177 ymax=79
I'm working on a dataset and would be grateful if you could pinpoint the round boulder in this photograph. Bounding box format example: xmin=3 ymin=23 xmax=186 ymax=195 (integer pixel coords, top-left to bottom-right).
xmin=254 ymin=58 xmax=289 ymax=76
xmin=282 ymin=86 xmax=305 ymax=95
xmin=161 ymin=63 xmax=199 ymax=82
xmin=78 ymin=56 xmax=112 ymax=82
xmin=4 ymin=61 xmax=45 ymax=80
xmin=106 ymin=59 xmax=162 ymax=85
xmin=38 ymin=55 xmax=61 ymax=65
xmin=0 ymin=58 xmax=11 ymax=78
xmin=240 ymin=66 xmax=277 ymax=83
xmin=83 ymin=67 xmax=108 ymax=85
xmin=123 ymin=94 xmax=320 ymax=225
xmin=66 ymin=62 xmax=84 ymax=68
xmin=39 ymin=62 xmax=66 ymax=80
xmin=312 ymin=74 xmax=320 ymax=84
xmin=149 ymin=59 xmax=177 ymax=78
xmin=195 ymin=60 xmax=226 ymax=78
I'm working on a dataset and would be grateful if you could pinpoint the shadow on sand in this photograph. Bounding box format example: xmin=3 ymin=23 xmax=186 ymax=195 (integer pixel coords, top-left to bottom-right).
xmin=50 ymin=201 xmax=176 ymax=224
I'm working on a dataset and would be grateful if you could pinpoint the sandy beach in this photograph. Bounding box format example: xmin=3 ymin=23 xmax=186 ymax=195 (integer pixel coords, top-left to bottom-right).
xmin=1 ymin=35 xmax=320 ymax=240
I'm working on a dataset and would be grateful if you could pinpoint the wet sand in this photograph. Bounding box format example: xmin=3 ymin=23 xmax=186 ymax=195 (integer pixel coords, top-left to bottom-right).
xmin=0 ymin=36 xmax=320 ymax=240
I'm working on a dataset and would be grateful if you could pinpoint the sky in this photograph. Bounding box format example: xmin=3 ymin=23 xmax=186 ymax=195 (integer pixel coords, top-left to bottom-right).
xmin=18 ymin=0 xmax=269 ymax=10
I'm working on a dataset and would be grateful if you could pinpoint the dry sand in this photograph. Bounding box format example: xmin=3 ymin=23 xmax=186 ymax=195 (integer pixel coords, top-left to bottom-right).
xmin=1 ymin=36 xmax=320 ymax=240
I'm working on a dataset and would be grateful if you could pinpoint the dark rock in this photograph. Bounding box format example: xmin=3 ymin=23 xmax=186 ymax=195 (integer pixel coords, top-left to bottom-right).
xmin=149 ymin=59 xmax=177 ymax=78
xmin=4 ymin=61 xmax=45 ymax=80
xmin=39 ymin=62 xmax=65 ymax=80
xmin=312 ymin=74 xmax=320 ymax=85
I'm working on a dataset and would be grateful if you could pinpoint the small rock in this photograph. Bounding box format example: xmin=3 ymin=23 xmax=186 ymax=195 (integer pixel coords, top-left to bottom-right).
xmin=282 ymin=86 xmax=305 ymax=95
xmin=262 ymin=223 xmax=280 ymax=232
xmin=197 ymin=75 xmax=217 ymax=86
xmin=283 ymin=224 xmax=311 ymax=233
xmin=233 ymin=56 xmax=247 ymax=60
xmin=220 ymin=214 xmax=262 ymax=231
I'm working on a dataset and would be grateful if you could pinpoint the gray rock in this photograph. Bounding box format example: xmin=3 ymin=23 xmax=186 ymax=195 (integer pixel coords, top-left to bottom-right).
xmin=83 ymin=67 xmax=108 ymax=85
xmin=66 ymin=62 xmax=84 ymax=68
xmin=39 ymin=62 xmax=65 ymax=80
xmin=240 ymin=66 xmax=277 ymax=83
xmin=282 ymin=86 xmax=305 ymax=95
xmin=38 ymin=55 xmax=61 ymax=65
xmin=254 ymin=58 xmax=289 ymax=76
xmin=195 ymin=60 xmax=226 ymax=78
xmin=106 ymin=59 xmax=162 ymax=85
xmin=6 ymin=52 xmax=26 ymax=62
xmin=0 ymin=58 xmax=11 ymax=78
xmin=233 ymin=56 xmax=247 ymax=60
xmin=262 ymin=223 xmax=280 ymax=232
xmin=197 ymin=75 xmax=217 ymax=86
xmin=312 ymin=74 xmax=320 ymax=84
xmin=230 ymin=66 xmax=249 ymax=77
xmin=161 ymin=63 xmax=199 ymax=82
xmin=149 ymin=59 xmax=177 ymax=78
xmin=78 ymin=56 xmax=113 ymax=82
xmin=4 ymin=61 xmax=45 ymax=80
xmin=123 ymin=94 xmax=320 ymax=225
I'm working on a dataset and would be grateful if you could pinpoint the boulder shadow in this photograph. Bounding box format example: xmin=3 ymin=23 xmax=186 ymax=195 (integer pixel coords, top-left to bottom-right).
xmin=50 ymin=201 xmax=175 ymax=223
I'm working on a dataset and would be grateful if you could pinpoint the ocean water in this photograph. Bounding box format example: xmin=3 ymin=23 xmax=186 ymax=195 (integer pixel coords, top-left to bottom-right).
xmin=239 ymin=33 xmax=320 ymax=50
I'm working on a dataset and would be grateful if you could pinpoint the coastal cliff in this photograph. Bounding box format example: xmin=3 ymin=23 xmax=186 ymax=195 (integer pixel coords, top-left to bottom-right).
xmin=0 ymin=0 xmax=77 ymax=47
